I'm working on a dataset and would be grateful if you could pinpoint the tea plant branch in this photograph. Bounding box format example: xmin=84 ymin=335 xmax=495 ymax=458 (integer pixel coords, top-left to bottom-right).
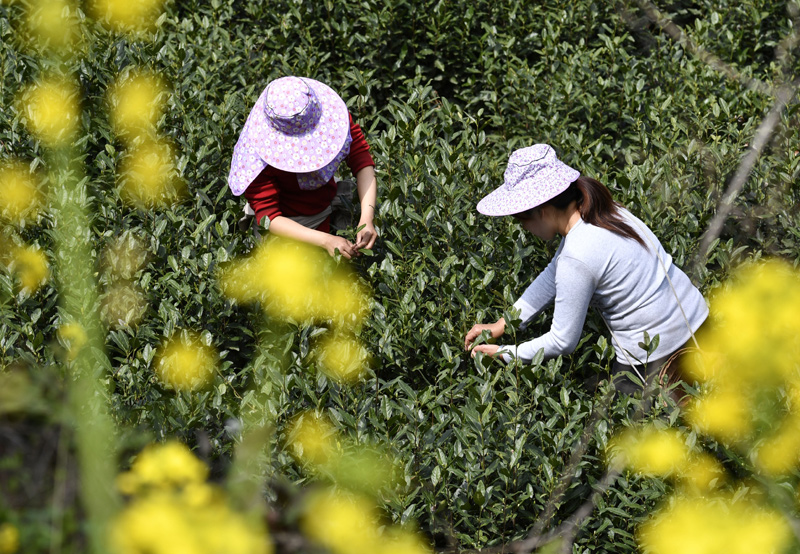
xmin=692 ymin=83 xmax=798 ymax=272
xmin=633 ymin=0 xmax=775 ymax=97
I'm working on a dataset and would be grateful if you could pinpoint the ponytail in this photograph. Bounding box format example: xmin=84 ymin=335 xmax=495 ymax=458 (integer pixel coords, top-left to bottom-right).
xmin=545 ymin=176 xmax=646 ymax=248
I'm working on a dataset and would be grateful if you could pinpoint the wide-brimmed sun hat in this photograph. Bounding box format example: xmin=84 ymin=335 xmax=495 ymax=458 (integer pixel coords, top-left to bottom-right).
xmin=477 ymin=144 xmax=580 ymax=216
xmin=227 ymin=76 xmax=349 ymax=196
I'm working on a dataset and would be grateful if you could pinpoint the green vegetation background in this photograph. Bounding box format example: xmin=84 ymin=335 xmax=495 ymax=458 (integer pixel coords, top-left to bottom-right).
xmin=1 ymin=0 xmax=799 ymax=552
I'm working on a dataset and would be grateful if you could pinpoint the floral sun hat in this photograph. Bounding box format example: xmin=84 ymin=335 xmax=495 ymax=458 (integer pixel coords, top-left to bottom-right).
xmin=227 ymin=76 xmax=350 ymax=196
xmin=477 ymin=144 xmax=580 ymax=216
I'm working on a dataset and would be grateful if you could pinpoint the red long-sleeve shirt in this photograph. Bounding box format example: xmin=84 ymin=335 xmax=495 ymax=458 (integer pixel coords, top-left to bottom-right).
xmin=244 ymin=113 xmax=374 ymax=232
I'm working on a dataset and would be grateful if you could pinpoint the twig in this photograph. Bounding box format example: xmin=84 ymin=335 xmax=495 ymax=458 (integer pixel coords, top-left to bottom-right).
xmin=691 ymin=84 xmax=798 ymax=272
xmin=634 ymin=0 xmax=775 ymax=97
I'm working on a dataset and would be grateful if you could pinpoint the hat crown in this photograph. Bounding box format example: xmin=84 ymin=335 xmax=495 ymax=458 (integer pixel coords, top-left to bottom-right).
xmin=504 ymin=144 xmax=555 ymax=189
xmin=264 ymin=76 xmax=321 ymax=136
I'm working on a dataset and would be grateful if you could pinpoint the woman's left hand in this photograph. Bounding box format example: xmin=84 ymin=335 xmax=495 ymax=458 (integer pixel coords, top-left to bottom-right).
xmin=355 ymin=221 xmax=377 ymax=251
xmin=471 ymin=344 xmax=501 ymax=359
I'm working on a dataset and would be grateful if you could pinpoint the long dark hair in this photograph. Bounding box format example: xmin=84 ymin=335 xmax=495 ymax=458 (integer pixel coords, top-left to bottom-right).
xmin=545 ymin=176 xmax=646 ymax=247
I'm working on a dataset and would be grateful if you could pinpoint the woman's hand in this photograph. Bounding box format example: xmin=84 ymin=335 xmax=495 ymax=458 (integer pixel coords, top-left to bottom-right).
xmin=464 ymin=318 xmax=506 ymax=351
xmin=324 ymin=235 xmax=358 ymax=259
xmin=355 ymin=220 xmax=377 ymax=251
xmin=471 ymin=344 xmax=501 ymax=359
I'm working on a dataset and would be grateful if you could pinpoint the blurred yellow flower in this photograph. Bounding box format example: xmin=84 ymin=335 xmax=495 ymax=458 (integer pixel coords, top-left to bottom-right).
xmin=109 ymin=72 xmax=167 ymax=140
xmin=685 ymin=386 xmax=751 ymax=443
xmin=89 ymin=0 xmax=165 ymax=33
xmin=756 ymin=414 xmax=800 ymax=475
xmin=102 ymin=283 xmax=147 ymax=328
xmin=219 ymin=237 xmax=370 ymax=327
xmin=638 ymin=494 xmax=791 ymax=554
xmin=110 ymin=489 xmax=270 ymax=554
xmin=153 ymin=332 xmax=217 ymax=391
xmin=8 ymin=245 xmax=49 ymax=292
xmin=380 ymin=529 xmax=432 ymax=554
xmin=21 ymin=77 xmax=80 ymax=146
xmin=0 ymin=523 xmax=19 ymax=554
xmin=302 ymin=490 xmax=380 ymax=554
xmin=0 ymin=161 xmax=42 ymax=223
xmin=677 ymin=453 xmax=726 ymax=491
xmin=25 ymin=0 xmax=81 ymax=52
xmin=608 ymin=426 xmax=689 ymax=477
xmin=58 ymin=322 xmax=88 ymax=361
xmin=118 ymin=140 xmax=185 ymax=208
xmin=116 ymin=441 xmax=208 ymax=495
xmin=316 ymin=331 xmax=370 ymax=383
xmin=288 ymin=411 xmax=338 ymax=466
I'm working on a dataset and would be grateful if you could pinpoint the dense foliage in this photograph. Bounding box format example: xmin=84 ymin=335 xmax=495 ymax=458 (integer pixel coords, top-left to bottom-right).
xmin=1 ymin=0 xmax=799 ymax=552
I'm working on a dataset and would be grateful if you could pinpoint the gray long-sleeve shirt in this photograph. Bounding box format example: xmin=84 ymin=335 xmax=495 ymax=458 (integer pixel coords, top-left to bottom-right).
xmin=498 ymin=210 xmax=708 ymax=365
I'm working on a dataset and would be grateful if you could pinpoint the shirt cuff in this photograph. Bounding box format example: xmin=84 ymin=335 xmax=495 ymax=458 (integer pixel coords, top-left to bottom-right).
xmin=497 ymin=345 xmax=517 ymax=363
xmin=513 ymin=298 xmax=537 ymax=329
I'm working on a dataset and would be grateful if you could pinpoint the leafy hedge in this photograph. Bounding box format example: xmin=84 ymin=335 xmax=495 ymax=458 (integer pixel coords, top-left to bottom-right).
xmin=1 ymin=0 xmax=799 ymax=552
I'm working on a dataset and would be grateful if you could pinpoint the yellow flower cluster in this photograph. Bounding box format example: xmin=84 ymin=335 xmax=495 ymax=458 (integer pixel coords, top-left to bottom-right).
xmin=302 ymin=489 xmax=430 ymax=554
xmin=58 ymin=322 xmax=88 ymax=361
xmin=608 ymin=424 xmax=725 ymax=490
xmin=685 ymin=260 xmax=800 ymax=452
xmin=638 ymin=494 xmax=792 ymax=554
xmin=24 ymin=0 xmax=81 ymax=53
xmin=153 ymin=331 xmax=218 ymax=392
xmin=89 ymin=0 xmax=165 ymax=33
xmin=0 ymin=161 xmax=43 ymax=224
xmin=112 ymin=442 xmax=271 ymax=554
xmin=609 ymin=260 xmax=800 ymax=553
xmin=107 ymin=72 xmax=184 ymax=208
xmin=0 ymin=523 xmax=18 ymax=554
xmin=0 ymin=241 xmax=49 ymax=293
xmin=219 ymin=237 xmax=371 ymax=382
xmin=20 ymin=76 xmax=80 ymax=147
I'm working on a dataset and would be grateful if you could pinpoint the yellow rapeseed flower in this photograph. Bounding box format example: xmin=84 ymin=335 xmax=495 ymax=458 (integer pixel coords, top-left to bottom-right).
xmin=58 ymin=322 xmax=88 ymax=361
xmin=25 ymin=0 xmax=81 ymax=52
xmin=755 ymin=413 xmax=800 ymax=476
xmin=287 ymin=411 xmax=338 ymax=466
xmin=89 ymin=0 xmax=165 ymax=33
xmin=316 ymin=331 xmax=370 ymax=382
xmin=685 ymin=386 xmax=752 ymax=443
xmin=677 ymin=453 xmax=726 ymax=491
xmin=109 ymin=72 xmax=166 ymax=141
xmin=21 ymin=77 xmax=80 ymax=147
xmin=608 ymin=426 xmax=690 ymax=477
xmin=302 ymin=490 xmax=380 ymax=554
xmin=153 ymin=332 xmax=217 ymax=392
xmin=0 ymin=161 xmax=42 ymax=223
xmin=8 ymin=245 xmax=49 ymax=292
xmin=118 ymin=140 xmax=185 ymax=208
xmin=219 ymin=237 xmax=370 ymax=326
xmin=0 ymin=523 xmax=19 ymax=554
xmin=116 ymin=441 xmax=208 ymax=495
xmin=638 ymin=494 xmax=792 ymax=554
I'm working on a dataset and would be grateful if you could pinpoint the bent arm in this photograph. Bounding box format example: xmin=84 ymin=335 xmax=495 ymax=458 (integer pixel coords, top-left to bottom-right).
xmin=498 ymin=256 xmax=596 ymax=363
xmin=268 ymin=216 xmax=357 ymax=259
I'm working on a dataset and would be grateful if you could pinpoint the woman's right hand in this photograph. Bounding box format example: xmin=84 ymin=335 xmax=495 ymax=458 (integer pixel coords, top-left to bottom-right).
xmin=464 ymin=318 xmax=506 ymax=351
xmin=324 ymin=235 xmax=358 ymax=259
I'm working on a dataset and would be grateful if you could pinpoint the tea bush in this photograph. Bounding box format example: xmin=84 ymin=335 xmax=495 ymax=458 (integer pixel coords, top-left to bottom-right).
xmin=1 ymin=0 xmax=799 ymax=552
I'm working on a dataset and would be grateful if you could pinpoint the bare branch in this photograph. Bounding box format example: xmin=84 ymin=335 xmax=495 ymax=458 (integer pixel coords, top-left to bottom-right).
xmin=635 ymin=0 xmax=775 ymax=97
xmin=691 ymin=84 xmax=798 ymax=272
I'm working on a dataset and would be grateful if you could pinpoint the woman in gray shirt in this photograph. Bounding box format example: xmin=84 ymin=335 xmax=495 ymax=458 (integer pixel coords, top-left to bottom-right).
xmin=464 ymin=144 xmax=708 ymax=393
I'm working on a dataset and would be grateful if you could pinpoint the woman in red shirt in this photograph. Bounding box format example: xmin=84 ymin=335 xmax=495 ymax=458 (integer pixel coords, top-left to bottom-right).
xmin=228 ymin=76 xmax=377 ymax=259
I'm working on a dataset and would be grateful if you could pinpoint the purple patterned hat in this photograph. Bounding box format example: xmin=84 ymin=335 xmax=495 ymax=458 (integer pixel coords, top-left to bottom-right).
xmin=477 ymin=144 xmax=580 ymax=216
xmin=227 ymin=76 xmax=350 ymax=196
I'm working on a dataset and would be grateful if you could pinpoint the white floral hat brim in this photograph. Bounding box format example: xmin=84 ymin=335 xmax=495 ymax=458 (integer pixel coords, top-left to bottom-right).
xmin=227 ymin=77 xmax=349 ymax=196
xmin=477 ymin=144 xmax=580 ymax=216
